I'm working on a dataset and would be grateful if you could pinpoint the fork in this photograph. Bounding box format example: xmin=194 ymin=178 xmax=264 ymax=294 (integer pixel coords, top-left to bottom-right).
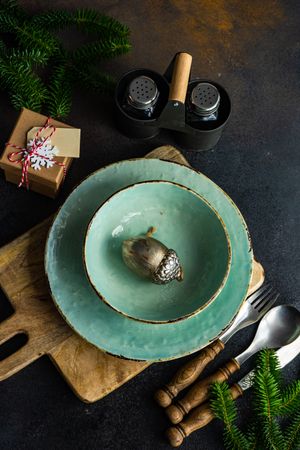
xmin=155 ymin=285 xmax=279 ymax=408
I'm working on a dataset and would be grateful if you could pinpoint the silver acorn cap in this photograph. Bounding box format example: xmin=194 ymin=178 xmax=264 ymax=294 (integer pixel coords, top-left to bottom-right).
xmin=152 ymin=249 xmax=183 ymax=285
xmin=122 ymin=229 xmax=183 ymax=285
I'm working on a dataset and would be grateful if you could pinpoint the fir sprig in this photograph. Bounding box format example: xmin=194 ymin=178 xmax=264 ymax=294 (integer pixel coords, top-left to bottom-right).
xmin=279 ymin=381 xmax=300 ymax=416
xmin=0 ymin=7 xmax=18 ymax=31
xmin=211 ymin=382 xmax=250 ymax=450
xmin=0 ymin=0 xmax=26 ymax=19
xmin=0 ymin=53 xmax=47 ymax=110
xmin=47 ymin=63 xmax=72 ymax=119
xmin=0 ymin=2 xmax=131 ymax=118
xmin=8 ymin=48 xmax=50 ymax=68
xmin=285 ymin=411 xmax=300 ymax=450
xmin=15 ymin=23 xmax=61 ymax=58
xmin=72 ymin=37 xmax=131 ymax=63
xmin=30 ymin=8 xmax=130 ymax=38
xmin=210 ymin=349 xmax=300 ymax=450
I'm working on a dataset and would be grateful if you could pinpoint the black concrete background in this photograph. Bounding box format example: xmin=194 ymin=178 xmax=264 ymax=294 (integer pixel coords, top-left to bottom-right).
xmin=0 ymin=1 xmax=299 ymax=449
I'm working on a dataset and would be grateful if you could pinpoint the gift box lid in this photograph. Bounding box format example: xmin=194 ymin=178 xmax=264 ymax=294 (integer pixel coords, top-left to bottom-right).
xmin=0 ymin=108 xmax=73 ymax=189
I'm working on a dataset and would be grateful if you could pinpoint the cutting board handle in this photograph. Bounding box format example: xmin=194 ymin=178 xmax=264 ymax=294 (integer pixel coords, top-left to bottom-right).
xmin=169 ymin=53 xmax=192 ymax=103
xmin=0 ymin=314 xmax=21 ymax=345
xmin=0 ymin=314 xmax=41 ymax=380
xmin=0 ymin=339 xmax=41 ymax=380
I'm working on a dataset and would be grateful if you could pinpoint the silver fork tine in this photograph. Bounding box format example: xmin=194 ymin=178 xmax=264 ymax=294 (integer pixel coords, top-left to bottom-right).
xmin=257 ymin=292 xmax=279 ymax=313
xmin=251 ymin=285 xmax=273 ymax=307
xmin=249 ymin=284 xmax=271 ymax=305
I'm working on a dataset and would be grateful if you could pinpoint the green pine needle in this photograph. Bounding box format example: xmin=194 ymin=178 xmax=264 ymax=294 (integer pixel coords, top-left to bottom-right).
xmin=284 ymin=411 xmax=300 ymax=450
xmin=254 ymin=371 xmax=282 ymax=418
xmin=210 ymin=350 xmax=299 ymax=450
xmin=0 ymin=51 xmax=47 ymax=111
xmin=279 ymin=380 xmax=300 ymax=416
xmin=254 ymin=350 xmax=283 ymax=418
xmin=211 ymin=382 xmax=250 ymax=450
xmin=72 ymin=37 xmax=131 ymax=63
xmin=31 ymin=8 xmax=130 ymax=38
xmin=15 ymin=22 xmax=60 ymax=58
xmin=46 ymin=63 xmax=72 ymax=119
xmin=261 ymin=416 xmax=285 ymax=450
xmin=9 ymin=48 xmax=50 ymax=68
xmin=0 ymin=0 xmax=18 ymax=9
xmin=0 ymin=9 xmax=18 ymax=31
xmin=0 ymin=0 xmax=27 ymax=30
xmin=253 ymin=351 xmax=285 ymax=449
xmin=0 ymin=1 xmax=131 ymax=117
xmin=0 ymin=0 xmax=25 ymax=16
xmin=256 ymin=348 xmax=283 ymax=388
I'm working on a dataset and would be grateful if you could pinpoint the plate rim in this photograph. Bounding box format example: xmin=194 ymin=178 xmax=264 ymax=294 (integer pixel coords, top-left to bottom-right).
xmin=45 ymin=157 xmax=253 ymax=361
xmin=83 ymin=179 xmax=232 ymax=324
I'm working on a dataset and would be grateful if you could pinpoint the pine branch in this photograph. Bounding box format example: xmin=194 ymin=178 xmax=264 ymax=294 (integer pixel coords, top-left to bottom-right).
xmin=211 ymin=382 xmax=250 ymax=450
xmin=254 ymin=350 xmax=282 ymax=417
xmin=0 ymin=0 xmax=27 ymax=31
xmin=284 ymin=411 xmax=300 ymax=450
xmin=46 ymin=63 xmax=72 ymax=119
xmin=261 ymin=417 xmax=285 ymax=450
xmin=246 ymin=423 xmax=261 ymax=450
xmin=256 ymin=348 xmax=282 ymax=388
xmin=0 ymin=54 xmax=46 ymax=111
xmin=9 ymin=48 xmax=49 ymax=68
xmin=15 ymin=22 xmax=60 ymax=58
xmin=0 ymin=0 xmax=26 ymax=17
xmin=31 ymin=8 xmax=130 ymax=38
xmin=72 ymin=37 xmax=131 ymax=63
xmin=278 ymin=380 xmax=300 ymax=417
xmin=0 ymin=2 xmax=131 ymax=116
xmin=253 ymin=350 xmax=285 ymax=450
xmin=0 ymin=0 xmax=18 ymax=9
xmin=71 ymin=65 xmax=115 ymax=94
xmin=0 ymin=8 xmax=18 ymax=31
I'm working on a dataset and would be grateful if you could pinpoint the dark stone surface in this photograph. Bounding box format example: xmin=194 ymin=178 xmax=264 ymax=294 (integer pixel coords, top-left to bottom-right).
xmin=0 ymin=1 xmax=299 ymax=449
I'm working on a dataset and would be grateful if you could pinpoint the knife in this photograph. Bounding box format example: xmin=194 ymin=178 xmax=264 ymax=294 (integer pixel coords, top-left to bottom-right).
xmin=166 ymin=335 xmax=300 ymax=447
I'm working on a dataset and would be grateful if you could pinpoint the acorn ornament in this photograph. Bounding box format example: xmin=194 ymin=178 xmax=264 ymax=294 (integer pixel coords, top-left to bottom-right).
xmin=122 ymin=227 xmax=184 ymax=285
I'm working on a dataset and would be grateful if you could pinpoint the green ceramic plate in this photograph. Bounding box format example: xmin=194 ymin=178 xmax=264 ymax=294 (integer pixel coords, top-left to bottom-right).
xmin=84 ymin=181 xmax=231 ymax=323
xmin=45 ymin=159 xmax=253 ymax=361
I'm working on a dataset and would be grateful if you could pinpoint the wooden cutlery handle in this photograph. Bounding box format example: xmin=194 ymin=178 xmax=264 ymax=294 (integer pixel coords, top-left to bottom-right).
xmin=166 ymin=358 xmax=240 ymax=424
xmin=166 ymin=384 xmax=243 ymax=447
xmin=168 ymin=52 xmax=192 ymax=103
xmin=155 ymin=340 xmax=224 ymax=407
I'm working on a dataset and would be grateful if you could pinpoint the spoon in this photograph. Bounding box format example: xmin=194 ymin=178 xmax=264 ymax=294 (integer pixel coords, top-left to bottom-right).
xmin=166 ymin=304 xmax=300 ymax=424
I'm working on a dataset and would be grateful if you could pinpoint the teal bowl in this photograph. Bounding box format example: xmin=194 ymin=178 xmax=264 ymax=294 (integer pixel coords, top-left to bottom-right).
xmin=84 ymin=181 xmax=231 ymax=323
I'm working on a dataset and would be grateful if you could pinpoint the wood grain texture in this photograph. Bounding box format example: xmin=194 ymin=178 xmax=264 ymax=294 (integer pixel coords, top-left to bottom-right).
xmin=166 ymin=359 xmax=240 ymax=424
xmin=166 ymin=384 xmax=243 ymax=447
xmin=154 ymin=261 xmax=264 ymax=409
xmin=0 ymin=145 xmax=264 ymax=403
xmin=154 ymin=340 xmax=224 ymax=407
xmin=168 ymin=53 xmax=193 ymax=103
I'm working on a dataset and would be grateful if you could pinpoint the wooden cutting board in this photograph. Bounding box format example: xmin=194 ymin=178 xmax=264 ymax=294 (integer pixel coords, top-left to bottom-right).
xmin=0 ymin=146 xmax=264 ymax=402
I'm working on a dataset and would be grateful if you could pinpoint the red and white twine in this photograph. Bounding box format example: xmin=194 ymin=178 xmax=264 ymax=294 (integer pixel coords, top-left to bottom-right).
xmin=6 ymin=117 xmax=66 ymax=190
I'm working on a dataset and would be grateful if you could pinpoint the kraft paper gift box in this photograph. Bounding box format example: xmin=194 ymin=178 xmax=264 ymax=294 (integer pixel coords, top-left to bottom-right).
xmin=0 ymin=108 xmax=75 ymax=198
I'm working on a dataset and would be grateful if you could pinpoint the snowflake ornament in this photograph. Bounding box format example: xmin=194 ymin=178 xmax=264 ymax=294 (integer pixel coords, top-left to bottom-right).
xmin=26 ymin=138 xmax=59 ymax=171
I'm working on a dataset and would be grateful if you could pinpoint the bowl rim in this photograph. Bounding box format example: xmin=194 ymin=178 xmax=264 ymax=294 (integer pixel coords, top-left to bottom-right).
xmin=83 ymin=179 xmax=232 ymax=324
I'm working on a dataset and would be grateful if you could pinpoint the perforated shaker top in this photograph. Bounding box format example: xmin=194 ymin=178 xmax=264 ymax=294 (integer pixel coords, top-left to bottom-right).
xmin=127 ymin=76 xmax=159 ymax=110
xmin=191 ymin=82 xmax=220 ymax=117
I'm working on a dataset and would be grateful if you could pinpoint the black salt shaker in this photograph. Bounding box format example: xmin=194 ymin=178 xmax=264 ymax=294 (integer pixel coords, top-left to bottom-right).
xmin=187 ymin=82 xmax=220 ymax=124
xmin=122 ymin=76 xmax=160 ymax=119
